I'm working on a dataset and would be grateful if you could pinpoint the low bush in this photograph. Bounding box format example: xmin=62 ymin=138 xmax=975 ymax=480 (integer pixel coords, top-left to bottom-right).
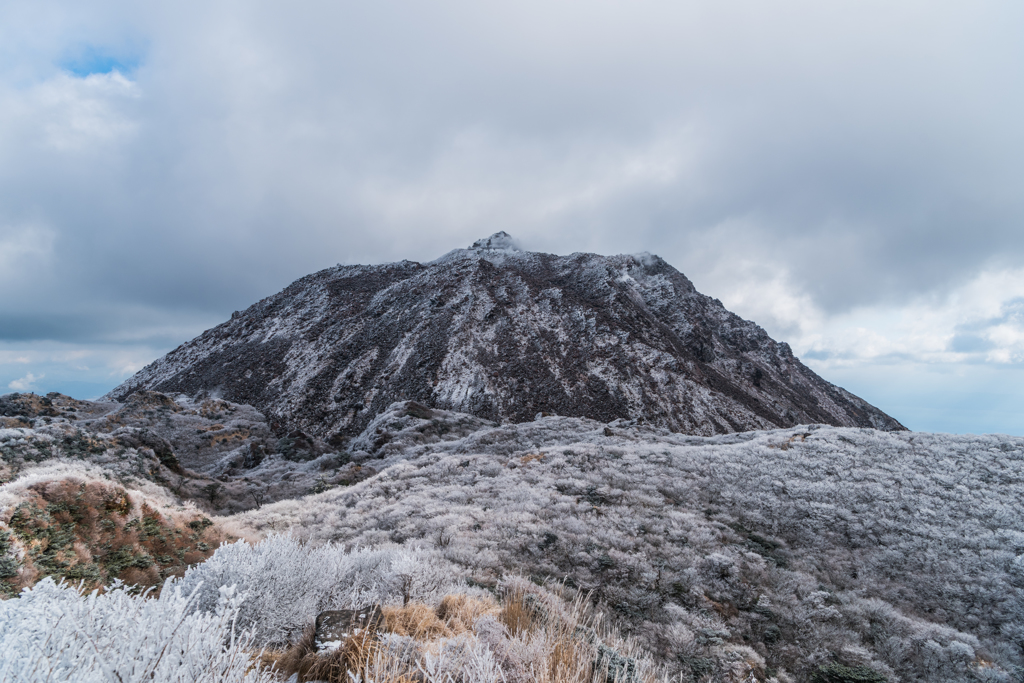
xmin=175 ymin=535 xmax=465 ymax=646
xmin=0 ymin=578 xmax=275 ymax=682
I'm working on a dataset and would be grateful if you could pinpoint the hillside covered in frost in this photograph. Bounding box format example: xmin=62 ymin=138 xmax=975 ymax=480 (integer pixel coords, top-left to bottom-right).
xmin=2 ymin=393 xmax=1023 ymax=681
xmin=105 ymin=233 xmax=904 ymax=440
xmin=221 ymin=401 xmax=1024 ymax=682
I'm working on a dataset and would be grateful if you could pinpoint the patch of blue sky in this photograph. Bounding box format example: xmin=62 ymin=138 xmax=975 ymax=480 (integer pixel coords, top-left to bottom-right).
xmin=0 ymin=341 xmax=167 ymax=402
xmin=60 ymin=45 xmax=142 ymax=77
xmin=816 ymin=362 xmax=1024 ymax=436
xmin=1 ymin=366 xmax=119 ymax=401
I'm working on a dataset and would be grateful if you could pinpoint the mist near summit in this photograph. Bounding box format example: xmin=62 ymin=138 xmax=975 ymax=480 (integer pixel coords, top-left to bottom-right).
xmin=1 ymin=1 xmax=1023 ymax=433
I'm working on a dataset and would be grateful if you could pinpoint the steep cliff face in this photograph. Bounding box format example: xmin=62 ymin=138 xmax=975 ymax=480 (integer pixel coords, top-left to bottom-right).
xmin=106 ymin=233 xmax=904 ymax=439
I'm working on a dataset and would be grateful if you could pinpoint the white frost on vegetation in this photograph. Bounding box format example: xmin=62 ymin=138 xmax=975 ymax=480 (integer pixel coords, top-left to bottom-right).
xmin=0 ymin=537 xmax=468 ymax=682
xmin=0 ymin=578 xmax=274 ymax=683
xmin=177 ymin=536 xmax=466 ymax=646
xmin=4 ymin=397 xmax=1023 ymax=680
xmin=228 ymin=406 xmax=1024 ymax=681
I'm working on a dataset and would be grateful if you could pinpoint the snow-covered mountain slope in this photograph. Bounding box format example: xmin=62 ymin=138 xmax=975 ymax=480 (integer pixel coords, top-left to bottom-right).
xmin=231 ymin=401 xmax=1024 ymax=682
xmin=105 ymin=233 xmax=903 ymax=440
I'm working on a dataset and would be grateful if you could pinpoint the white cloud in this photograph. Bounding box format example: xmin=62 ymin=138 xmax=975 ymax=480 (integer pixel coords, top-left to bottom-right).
xmin=8 ymin=372 xmax=43 ymax=391
xmin=35 ymin=71 xmax=139 ymax=151
xmin=105 ymin=350 xmax=149 ymax=377
xmin=718 ymin=266 xmax=1024 ymax=372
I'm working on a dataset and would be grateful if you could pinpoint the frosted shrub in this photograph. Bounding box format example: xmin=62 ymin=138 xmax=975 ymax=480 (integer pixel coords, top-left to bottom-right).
xmin=177 ymin=534 xmax=461 ymax=645
xmin=230 ymin=411 xmax=1024 ymax=680
xmin=0 ymin=537 xmax=473 ymax=683
xmin=0 ymin=577 xmax=274 ymax=683
xmin=415 ymin=635 xmax=504 ymax=683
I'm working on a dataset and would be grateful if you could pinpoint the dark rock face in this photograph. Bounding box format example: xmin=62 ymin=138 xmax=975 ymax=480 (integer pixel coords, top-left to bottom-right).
xmin=0 ymin=389 xmax=378 ymax=514
xmin=314 ymin=607 xmax=384 ymax=650
xmin=106 ymin=233 xmax=904 ymax=439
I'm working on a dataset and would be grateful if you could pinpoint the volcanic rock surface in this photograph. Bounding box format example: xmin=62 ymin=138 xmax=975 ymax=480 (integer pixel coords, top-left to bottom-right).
xmin=106 ymin=233 xmax=904 ymax=440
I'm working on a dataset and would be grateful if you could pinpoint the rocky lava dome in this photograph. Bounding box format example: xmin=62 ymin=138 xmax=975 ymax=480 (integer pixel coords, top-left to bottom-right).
xmin=106 ymin=233 xmax=904 ymax=440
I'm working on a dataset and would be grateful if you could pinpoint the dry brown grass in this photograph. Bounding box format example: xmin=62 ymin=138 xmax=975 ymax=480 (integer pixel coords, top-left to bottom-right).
xmin=382 ymin=602 xmax=453 ymax=639
xmin=544 ymin=620 xmax=594 ymax=683
xmin=301 ymin=632 xmax=387 ymax=683
xmin=270 ymin=587 xmax=660 ymax=683
xmin=500 ymin=587 xmax=604 ymax=683
xmin=254 ymin=647 xmax=288 ymax=675
xmin=275 ymin=624 xmax=392 ymax=683
xmin=436 ymin=593 xmax=500 ymax=632
xmin=499 ymin=587 xmax=544 ymax=636
xmin=271 ymin=625 xmax=316 ymax=678
xmin=208 ymin=429 xmax=251 ymax=447
xmin=0 ymin=477 xmax=231 ymax=595
xmin=274 ymin=596 xmax=499 ymax=681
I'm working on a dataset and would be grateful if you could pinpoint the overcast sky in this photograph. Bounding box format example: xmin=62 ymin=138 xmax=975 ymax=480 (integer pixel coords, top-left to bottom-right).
xmin=2 ymin=1 xmax=1023 ymax=433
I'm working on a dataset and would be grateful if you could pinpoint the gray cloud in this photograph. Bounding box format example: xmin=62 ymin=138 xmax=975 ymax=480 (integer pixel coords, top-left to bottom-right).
xmin=2 ymin=1 xmax=1024 ymax=426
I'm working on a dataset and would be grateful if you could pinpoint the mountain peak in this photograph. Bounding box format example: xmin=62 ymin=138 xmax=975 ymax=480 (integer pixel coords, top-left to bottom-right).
xmin=107 ymin=242 xmax=904 ymax=438
xmin=470 ymin=231 xmax=520 ymax=251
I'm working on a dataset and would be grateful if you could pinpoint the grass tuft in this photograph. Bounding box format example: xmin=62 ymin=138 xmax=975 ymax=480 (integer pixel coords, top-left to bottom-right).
xmin=272 ymin=583 xmax=655 ymax=683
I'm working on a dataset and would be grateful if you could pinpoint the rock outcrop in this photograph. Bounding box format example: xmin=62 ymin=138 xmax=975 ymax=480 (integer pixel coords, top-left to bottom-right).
xmin=106 ymin=233 xmax=904 ymax=439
